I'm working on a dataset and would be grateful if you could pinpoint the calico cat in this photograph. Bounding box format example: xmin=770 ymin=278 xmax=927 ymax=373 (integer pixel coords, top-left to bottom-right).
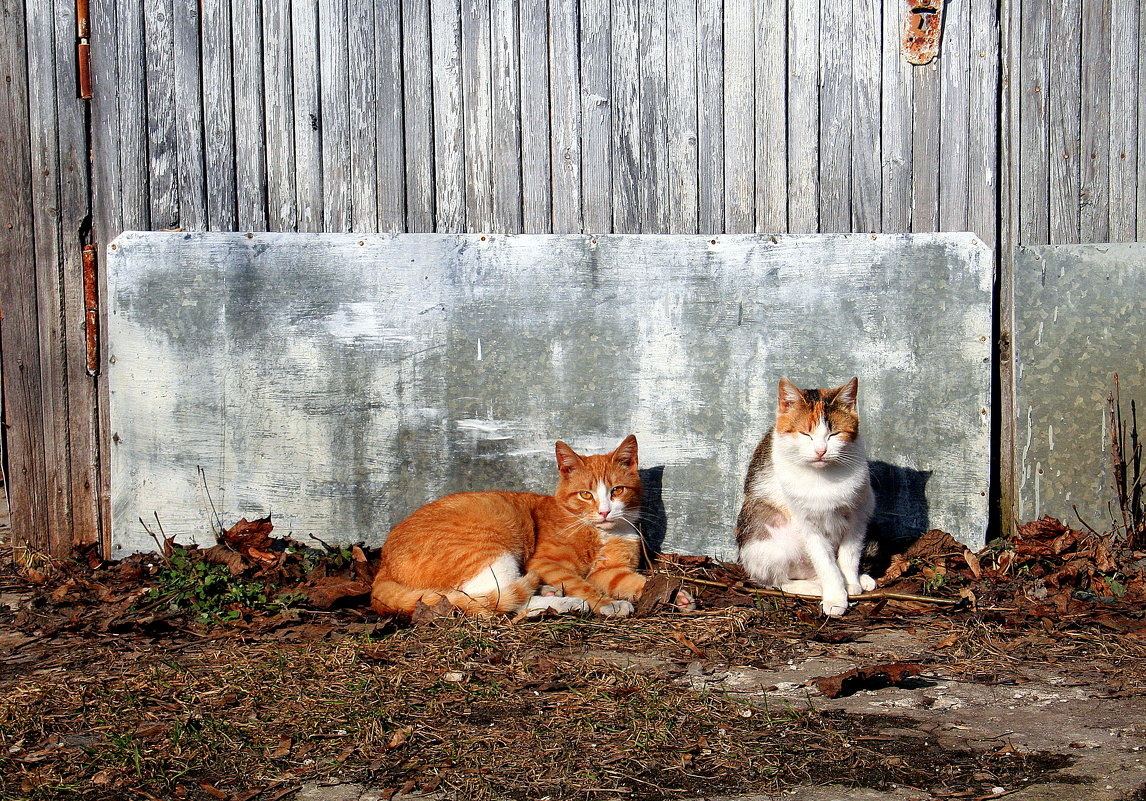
xmin=735 ymin=377 xmax=876 ymax=617
xmin=370 ymin=435 xmax=647 ymax=618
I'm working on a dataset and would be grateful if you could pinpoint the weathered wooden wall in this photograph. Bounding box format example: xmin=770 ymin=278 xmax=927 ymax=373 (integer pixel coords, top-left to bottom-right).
xmin=1 ymin=0 xmax=1144 ymax=555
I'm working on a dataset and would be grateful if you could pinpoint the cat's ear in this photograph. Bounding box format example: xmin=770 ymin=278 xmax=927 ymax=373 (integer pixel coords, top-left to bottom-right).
xmin=778 ymin=377 xmax=804 ymax=412
xmin=610 ymin=434 xmax=639 ymax=471
xmin=555 ymin=441 xmax=585 ymax=477
xmin=831 ymin=377 xmax=859 ymax=411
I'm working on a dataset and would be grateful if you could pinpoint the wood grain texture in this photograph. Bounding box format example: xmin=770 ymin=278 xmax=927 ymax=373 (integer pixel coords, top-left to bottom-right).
xmin=202 ymin=0 xmax=237 ymax=231
xmin=490 ymin=0 xmax=523 ymax=232
xmin=1048 ymin=0 xmax=1081 ymax=244
xmin=696 ymin=0 xmax=724 ymax=234
xmin=610 ymin=0 xmax=640 ymax=233
xmin=171 ymin=0 xmax=207 ymax=230
xmin=1107 ymin=0 xmax=1139 ymax=242
xmin=722 ymin=0 xmax=754 ymax=233
xmin=143 ymin=0 xmax=179 ymax=229
xmin=319 ymin=0 xmax=351 ymax=232
xmin=292 ymin=0 xmax=323 ymax=231
xmin=1078 ymin=0 xmax=1111 ymax=242
xmin=666 ymin=0 xmax=698 ymax=234
xmin=402 ymin=0 xmax=434 ymax=232
xmin=968 ymin=0 xmax=999 ymax=247
xmin=262 ymin=0 xmax=296 ymax=230
xmin=1017 ymin=0 xmax=1049 ymax=244
xmin=817 ymin=0 xmax=850 ymax=232
xmin=375 ymin=0 xmax=406 ymax=232
xmin=348 ymin=0 xmax=379 ymax=232
xmin=548 ymin=0 xmax=582 ymax=233
xmin=639 ymin=0 xmax=668 ymax=233
xmin=938 ymin=0 xmax=970 ymax=232
xmin=1140 ymin=0 xmax=1146 ymax=240
xmin=786 ymin=0 xmax=817 ymax=233
xmin=462 ymin=0 xmax=494 ymax=232
xmin=880 ymin=0 xmax=912 ymax=234
xmin=232 ymin=0 xmax=268 ymax=231
xmin=754 ymin=0 xmax=785 ymax=233
xmin=910 ymin=62 xmax=941 ymax=233
xmin=850 ymin=0 xmax=881 ymax=233
xmin=518 ymin=0 xmax=551 ymax=232
xmin=579 ymin=0 xmax=611 ymax=233
xmin=0 ymin=0 xmax=49 ymax=552
xmin=430 ymin=0 xmax=465 ymax=232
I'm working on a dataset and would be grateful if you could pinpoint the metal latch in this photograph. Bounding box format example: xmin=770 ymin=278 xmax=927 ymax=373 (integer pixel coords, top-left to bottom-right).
xmin=83 ymin=244 xmax=99 ymax=376
xmin=903 ymin=0 xmax=945 ymax=65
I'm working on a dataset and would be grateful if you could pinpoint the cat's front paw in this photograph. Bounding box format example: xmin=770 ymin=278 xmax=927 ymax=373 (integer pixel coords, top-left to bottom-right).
xmin=821 ymin=594 xmax=849 ymax=617
xmin=525 ymin=595 xmax=591 ymax=616
xmin=859 ymin=574 xmax=877 ymax=592
xmin=596 ymin=599 xmax=635 ymax=618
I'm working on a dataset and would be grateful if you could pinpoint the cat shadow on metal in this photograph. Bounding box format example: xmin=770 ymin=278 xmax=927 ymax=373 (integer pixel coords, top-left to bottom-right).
xmin=637 ymin=466 xmax=669 ymax=555
xmin=866 ymin=462 xmax=932 ymax=577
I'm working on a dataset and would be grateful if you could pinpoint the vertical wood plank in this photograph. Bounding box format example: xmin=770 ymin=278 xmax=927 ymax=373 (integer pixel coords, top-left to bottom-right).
xmin=518 ymin=0 xmax=551 ymax=232
xmin=172 ymin=0 xmax=207 ymax=230
xmin=911 ymin=62 xmax=942 ymax=233
xmin=232 ymin=0 xmax=268 ymax=231
xmin=938 ymin=0 xmax=970 ymax=232
xmin=430 ymin=0 xmax=466 ymax=232
xmin=491 ymin=0 xmax=523 ymax=233
xmin=786 ymin=0 xmax=818 ymax=233
xmin=967 ymin=0 xmax=999 ymax=248
xmin=25 ymin=0 xmax=72 ymax=546
xmin=1047 ymin=0 xmax=1081 ymax=244
xmin=639 ymin=0 xmax=668 ymax=232
xmin=320 ymin=0 xmax=351 ymax=232
xmin=1017 ymin=0 xmax=1049 ymax=243
xmin=696 ymin=0 xmax=724 ymax=234
xmin=402 ymin=0 xmax=434 ymax=232
xmin=0 ymin=0 xmax=49 ymax=552
xmin=1107 ymin=0 xmax=1139 ymax=242
xmin=262 ymin=0 xmax=296 ymax=230
xmin=818 ymin=0 xmax=851 ymax=232
xmin=850 ymin=0 xmax=881 ymax=232
xmin=723 ymin=0 xmax=754 ymax=233
xmin=666 ymin=0 xmax=698 ymax=234
xmin=1079 ymin=0 xmax=1111 ymax=242
xmin=549 ymin=0 xmax=582 ymax=233
xmin=754 ymin=0 xmax=785 ymax=233
xmin=376 ymin=0 xmax=406 ymax=232
xmin=348 ymin=0 xmax=379 ymax=232
xmin=580 ymin=0 xmax=612 ymax=233
xmin=610 ymin=0 xmax=640 ymax=232
xmin=881 ymin=0 xmax=913 ymax=233
xmin=51 ymin=0 xmax=101 ymax=549
xmin=115 ymin=0 xmax=150 ymax=230
xmin=143 ymin=0 xmax=180 ymax=229
xmin=1139 ymin=0 xmax=1146 ymax=239
xmin=292 ymin=0 xmax=323 ymax=231
xmin=202 ymin=0 xmax=238 ymax=230
xmin=462 ymin=0 xmax=494 ymax=232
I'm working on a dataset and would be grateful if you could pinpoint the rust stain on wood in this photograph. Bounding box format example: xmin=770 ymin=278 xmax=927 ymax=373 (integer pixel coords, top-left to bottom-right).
xmin=83 ymin=244 xmax=99 ymax=376
xmin=903 ymin=0 xmax=944 ymax=65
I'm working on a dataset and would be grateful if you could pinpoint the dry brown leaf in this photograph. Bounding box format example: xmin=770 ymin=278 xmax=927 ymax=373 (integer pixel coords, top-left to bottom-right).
xmin=305 ymin=577 xmax=372 ymax=609
xmin=964 ymin=549 xmax=982 ymax=579
xmin=198 ymin=782 xmax=228 ymax=800
xmin=934 ymin=631 xmax=960 ymax=650
xmin=387 ymin=726 xmax=413 ymax=749
xmin=813 ymin=662 xmax=923 ymax=699
xmin=200 ymin=544 xmax=247 ymax=576
xmin=351 ymin=545 xmax=367 ymax=562
xmin=270 ymin=736 xmax=292 ymax=759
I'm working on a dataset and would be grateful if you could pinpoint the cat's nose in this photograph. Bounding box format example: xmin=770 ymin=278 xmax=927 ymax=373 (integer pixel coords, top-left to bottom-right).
xmin=814 ymin=447 xmax=827 ymax=458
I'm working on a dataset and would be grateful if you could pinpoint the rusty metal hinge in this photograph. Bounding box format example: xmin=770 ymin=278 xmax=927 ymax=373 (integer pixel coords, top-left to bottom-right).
xmin=903 ymin=0 xmax=945 ymax=65
xmin=77 ymin=0 xmax=92 ymax=98
xmin=83 ymin=244 xmax=100 ymax=376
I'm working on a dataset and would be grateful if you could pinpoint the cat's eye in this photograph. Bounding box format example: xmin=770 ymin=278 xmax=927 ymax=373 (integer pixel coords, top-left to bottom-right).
xmin=610 ymin=486 xmax=624 ymax=498
xmin=578 ymin=491 xmax=593 ymax=501
xmin=801 ymin=432 xmax=813 ymax=438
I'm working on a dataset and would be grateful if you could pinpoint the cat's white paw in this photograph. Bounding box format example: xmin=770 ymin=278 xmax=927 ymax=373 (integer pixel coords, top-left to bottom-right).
xmin=524 ymin=595 xmax=590 ymax=616
xmin=597 ymin=599 xmax=635 ymax=618
xmin=859 ymin=574 xmax=877 ymax=592
xmin=821 ymin=594 xmax=850 ymax=617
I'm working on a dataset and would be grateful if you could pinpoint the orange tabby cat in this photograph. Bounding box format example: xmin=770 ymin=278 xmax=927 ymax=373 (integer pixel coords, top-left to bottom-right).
xmin=370 ymin=435 xmax=647 ymax=618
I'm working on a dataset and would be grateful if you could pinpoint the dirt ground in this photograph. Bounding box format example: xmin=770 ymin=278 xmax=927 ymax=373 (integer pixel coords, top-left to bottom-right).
xmin=2 ymin=519 xmax=1146 ymax=801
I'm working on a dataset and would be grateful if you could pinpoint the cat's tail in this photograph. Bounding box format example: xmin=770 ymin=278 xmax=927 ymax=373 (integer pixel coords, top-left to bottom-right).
xmin=370 ymin=575 xmax=538 ymax=618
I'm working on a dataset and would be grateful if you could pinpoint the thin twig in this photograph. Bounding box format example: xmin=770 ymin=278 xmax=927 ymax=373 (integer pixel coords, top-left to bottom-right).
xmin=139 ymin=517 xmax=171 ymax=566
xmin=681 ymin=576 xmax=961 ymax=606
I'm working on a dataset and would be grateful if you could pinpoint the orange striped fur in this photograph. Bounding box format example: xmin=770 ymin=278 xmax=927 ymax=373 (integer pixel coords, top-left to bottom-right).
xmin=371 ymin=435 xmax=648 ymax=617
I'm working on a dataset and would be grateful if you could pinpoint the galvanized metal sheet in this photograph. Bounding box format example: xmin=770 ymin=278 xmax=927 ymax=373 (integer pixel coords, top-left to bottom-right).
xmin=107 ymin=232 xmax=992 ymax=557
xmin=1014 ymin=243 xmax=1146 ymax=530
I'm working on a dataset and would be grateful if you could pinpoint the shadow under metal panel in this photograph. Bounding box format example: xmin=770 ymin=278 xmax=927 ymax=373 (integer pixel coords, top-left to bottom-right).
xmin=1014 ymin=243 xmax=1146 ymax=530
xmin=107 ymin=232 xmax=992 ymax=556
